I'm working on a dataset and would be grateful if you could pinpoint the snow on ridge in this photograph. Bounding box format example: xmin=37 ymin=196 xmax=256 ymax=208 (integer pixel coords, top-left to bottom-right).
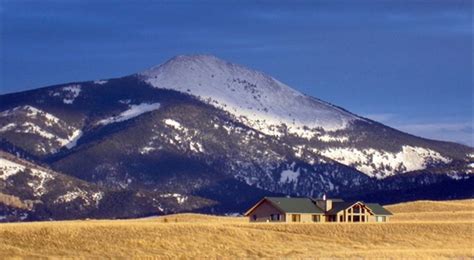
xmin=0 ymin=123 xmax=16 ymax=133
xmin=140 ymin=55 xmax=361 ymax=133
xmin=64 ymin=129 xmax=83 ymax=149
xmin=317 ymin=135 xmax=349 ymax=143
xmin=54 ymin=189 xmax=104 ymax=207
xmin=20 ymin=122 xmax=56 ymax=139
xmin=94 ymin=80 xmax=108 ymax=85
xmin=0 ymin=105 xmax=83 ymax=150
xmin=160 ymin=193 xmax=188 ymax=204
xmin=320 ymin=145 xmax=451 ymax=179
xmin=0 ymin=158 xmax=25 ymax=180
xmin=0 ymin=105 xmax=61 ymax=125
xmin=98 ymin=102 xmax=161 ymax=125
xmin=62 ymin=85 xmax=81 ymax=104
xmin=0 ymin=157 xmax=54 ymax=197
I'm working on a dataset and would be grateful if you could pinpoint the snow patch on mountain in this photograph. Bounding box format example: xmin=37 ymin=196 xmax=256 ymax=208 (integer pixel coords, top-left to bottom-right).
xmin=140 ymin=146 xmax=156 ymax=154
xmin=94 ymin=80 xmax=108 ymax=85
xmin=160 ymin=193 xmax=188 ymax=204
xmin=64 ymin=130 xmax=83 ymax=149
xmin=0 ymin=105 xmax=82 ymax=151
xmin=189 ymin=141 xmax=204 ymax=153
xmin=0 ymin=123 xmax=16 ymax=132
xmin=62 ymin=85 xmax=81 ymax=104
xmin=279 ymin=168 xmax=300 ymax=184
xmin=54 ymin=189 xmax=103 ymax=206
xmin=49 ymin=85 xmax=81 ymax=104
xmin=141 ymin=55 xmax=361 ymax=135
xmin=162 ymin=118 xmax=205 ymax=153
xmin=0 ymin=158 xmax=25 ymax=180
xmin=0 ymin=158 xmax=54 ymax=196
xmin=27 ymin=168 xmax=54 ymax=197
xmin=1 ymin=105 xmax=61 ymax=125
xmin=98 ymin=102 xmax=161 ymax=125
xmin=164 ymin=119 xmax=183 ymax=129
xmin=321 ymin=145 xmax=451 ymax=178
xmin=318 ymin=135 xmax=349 ymax=143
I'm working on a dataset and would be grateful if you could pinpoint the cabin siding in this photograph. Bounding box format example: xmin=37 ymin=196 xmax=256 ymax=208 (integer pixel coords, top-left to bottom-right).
xmin=247 ymin=200 xmax=285 ymax=222
xmin=285 ymin=213 xmax=324 ymax=223
xmin=245 ymin=197 xmax=392 ymax=223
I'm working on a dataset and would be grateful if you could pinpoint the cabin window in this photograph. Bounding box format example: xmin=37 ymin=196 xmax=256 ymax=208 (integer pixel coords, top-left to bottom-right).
xmin=326 ymin=215 xmax=336 ymax=222
xmin=353 ymin=216 xmax=360 ymax=222
xmin=270 ymin=214 xmax=281 ymax=221
xmin=252 ymin=214 xmax=257 ymax=221
xmin=376 ymin=216 xmax=386 ymax=222
xmin=292 ymin=214 xmax=301 ymax=222
xmin=353 ymin=206 xmax=361 ymax=214
xmin=312 ymin=215 xmax=320 ymax=222
xmin=361 ymin=216 xmax=365 ymax=222
xmin=348 ymin=216 xmax=352 ymax=222
xmin=339 ymin=215 xmax=344 ymax=222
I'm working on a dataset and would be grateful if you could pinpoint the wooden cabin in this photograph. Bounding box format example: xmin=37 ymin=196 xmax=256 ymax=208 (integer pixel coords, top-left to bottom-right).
xmin=244 ymin=197 xmax=392 ymax=223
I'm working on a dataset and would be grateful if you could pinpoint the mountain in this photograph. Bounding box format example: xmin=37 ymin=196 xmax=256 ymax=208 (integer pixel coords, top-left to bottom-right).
xmin=0 ymin=55 xmax=472 ymax=221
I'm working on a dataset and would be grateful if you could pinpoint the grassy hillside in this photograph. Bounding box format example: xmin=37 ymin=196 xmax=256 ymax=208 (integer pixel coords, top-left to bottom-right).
xmin=1 ymin=199 xmax=473 ymax=258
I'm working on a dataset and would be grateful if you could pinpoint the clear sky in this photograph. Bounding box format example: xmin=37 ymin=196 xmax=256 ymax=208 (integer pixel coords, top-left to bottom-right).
xmin=0 ymin=0 xmax=472 ymax=145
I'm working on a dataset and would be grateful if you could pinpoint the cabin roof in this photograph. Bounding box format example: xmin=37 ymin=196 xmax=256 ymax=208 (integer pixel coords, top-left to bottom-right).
xmin=326 ymin=201 xmax=356 ymax=215
xmin=365 ymin=203 xmax=393 ymax=215
xmin=327 ymin=201 xmax=393 ymax=216
xmin=265 ymin=197 xmax=324 ymax=214
xmin=245 ymin=197 xmax=392 ymax=216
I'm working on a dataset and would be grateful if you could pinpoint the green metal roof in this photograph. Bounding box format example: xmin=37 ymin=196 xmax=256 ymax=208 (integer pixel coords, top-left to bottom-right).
xmin=326 ymin=202 xmax=355 ymax=215
xmin=365 ymin=203 xmax=393 ymax=216
xmin=265 ymin=197 xmax=324 ymax=214
xmin=327 ymin=201 xmax=393 ymax=216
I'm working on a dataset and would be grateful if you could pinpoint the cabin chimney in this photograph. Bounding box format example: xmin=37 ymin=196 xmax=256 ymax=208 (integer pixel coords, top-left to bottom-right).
xmin=316 ymin=194 xmax=332 ymax=212
xmin=325 ymin=198 xmax=333 ymax=211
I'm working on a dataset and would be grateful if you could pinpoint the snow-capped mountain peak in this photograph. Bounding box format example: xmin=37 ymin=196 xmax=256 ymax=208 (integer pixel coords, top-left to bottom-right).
xmin=140 ymin=55 xmax=361 ymax=134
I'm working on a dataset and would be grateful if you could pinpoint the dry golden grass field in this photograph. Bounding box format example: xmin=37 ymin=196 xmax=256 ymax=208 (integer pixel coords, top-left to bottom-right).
xmin=1 ymin=199 xmax=473 ymax=259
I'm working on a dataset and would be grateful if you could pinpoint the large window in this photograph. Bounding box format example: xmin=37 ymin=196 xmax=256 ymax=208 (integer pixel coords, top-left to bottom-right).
xmin=292 ymin=214 xmax=301 ymax=222
xmin=353 ymin=206 xmax=361 ymax=214
xmin=326 ymin=215 xmax=336 ymax=222
xmin=252 ymin=214 xmax=257 ymax=221
xmin=312 ymin=215 xmax=321 ymax=222
xmin=270 ymin=214 xmax=281 ymax=221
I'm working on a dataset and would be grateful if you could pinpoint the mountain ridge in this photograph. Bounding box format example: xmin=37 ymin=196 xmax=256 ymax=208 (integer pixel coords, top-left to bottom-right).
xmin=0 ymin=54 xmax=472 ymax=221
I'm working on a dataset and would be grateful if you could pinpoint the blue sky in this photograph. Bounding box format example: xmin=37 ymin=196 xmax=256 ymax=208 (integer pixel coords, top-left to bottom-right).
xmin=0 ymin=0 xmax=472 ymax=145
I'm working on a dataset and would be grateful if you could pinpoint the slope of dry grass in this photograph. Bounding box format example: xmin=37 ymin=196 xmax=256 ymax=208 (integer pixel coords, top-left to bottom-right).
xmin=1 ymin=199 xmax=473 ymax=259
xmin=387 ymin=199 xmax=474 ymax=222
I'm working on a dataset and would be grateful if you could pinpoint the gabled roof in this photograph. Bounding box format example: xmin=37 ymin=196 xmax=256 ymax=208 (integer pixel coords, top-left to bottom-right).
xmin=327 ymin=201 xmax=393 ymax=216
xmin=266 ymin=197 xmax=324 ymax=214
xmin=326 ymin=201 xmax=356 ymax=215
xmin=365 ymin=203 xmax=393 ymax=216
xmin=244 ymin=197 xmax=324 ymax=215
xmin=244 ymin=197 xmax=392 ymax=216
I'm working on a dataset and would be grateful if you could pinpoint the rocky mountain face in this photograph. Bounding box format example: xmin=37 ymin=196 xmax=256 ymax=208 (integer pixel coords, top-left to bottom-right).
xmin=0 ymin=55 xmax=472 ymax=221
